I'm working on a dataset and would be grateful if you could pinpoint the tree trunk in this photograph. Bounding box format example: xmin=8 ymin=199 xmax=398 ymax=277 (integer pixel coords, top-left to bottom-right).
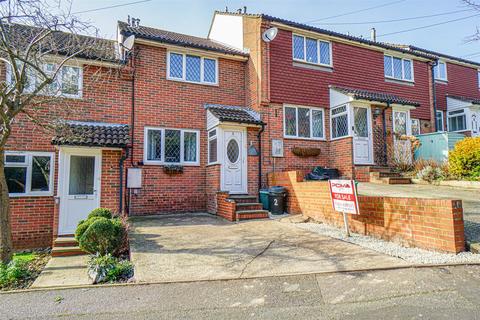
xmin=0 ymin=149 xmax=13 ymax=263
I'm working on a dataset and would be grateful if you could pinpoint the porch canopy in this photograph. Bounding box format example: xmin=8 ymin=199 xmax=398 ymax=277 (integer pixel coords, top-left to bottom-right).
xmin=329 ymin=85 xmax=420 ymax=108
xmin=52 ymin=120 xmax=130 ymax=148
xmin=205 ymin=104 xmax=264 ymax=129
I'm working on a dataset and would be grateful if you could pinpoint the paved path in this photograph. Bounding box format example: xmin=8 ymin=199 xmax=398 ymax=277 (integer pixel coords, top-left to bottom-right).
xmin=2 ymin=265 xmax=480 ymax=319
xmin=129 ymin=214 xmax=407 ymax=283
xmin=32 ymin=255 xmax=90 ymax=288
xmin=358 ymin=183 xmax=480 ymax=243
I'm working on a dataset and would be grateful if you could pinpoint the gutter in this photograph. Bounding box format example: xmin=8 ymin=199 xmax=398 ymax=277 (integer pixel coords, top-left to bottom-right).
xmin=118 ymin=148 xmax=129 ymax=214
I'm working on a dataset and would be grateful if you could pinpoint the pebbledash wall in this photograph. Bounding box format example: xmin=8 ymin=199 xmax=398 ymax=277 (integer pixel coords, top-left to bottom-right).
xmin=6 ymin=65 xmax=132 ymax=249
xmin=269 ymin=171 xmax=465 ymax=253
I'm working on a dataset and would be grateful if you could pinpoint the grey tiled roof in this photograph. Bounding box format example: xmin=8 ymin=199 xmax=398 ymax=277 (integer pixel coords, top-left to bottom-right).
xmin=447 ymin=95 xmax=480 ymax=105
xmin=118 ymin=21 xmax=246 ymax=56
xmin=330 ymin=85 xmax=420 ymax=107
xmin=52 ymin=121 xmax=130 ymax=148
xmin=205 ymin=104 xmax=264 ymax=125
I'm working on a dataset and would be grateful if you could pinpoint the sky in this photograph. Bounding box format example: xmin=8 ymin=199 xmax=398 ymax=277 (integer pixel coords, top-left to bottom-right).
xmin=69 ymin=0 xmax=480 ymax=62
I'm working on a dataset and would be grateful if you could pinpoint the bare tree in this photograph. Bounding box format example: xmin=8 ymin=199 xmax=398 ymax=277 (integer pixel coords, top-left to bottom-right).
xmin=462 ymin=0 xmax=480 ymax=41
xmin=0 ymin=0 xmax=114 ymax=263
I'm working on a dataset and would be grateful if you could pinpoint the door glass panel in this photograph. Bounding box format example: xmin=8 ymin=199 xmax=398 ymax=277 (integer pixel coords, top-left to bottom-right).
xmin=354 ymin=107 xmax=368 ymax=137
xmin=227 ymin=139 xmax=239 ymax=163
xmin=69 ymin=155 xmax=95 ymax=195
xmin=394 ymin=111 xmax=407 ymax=135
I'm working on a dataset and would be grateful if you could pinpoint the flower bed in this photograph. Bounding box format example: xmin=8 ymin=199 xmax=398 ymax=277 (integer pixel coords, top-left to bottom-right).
xmin=0 ymin=250 xmax=50 ymax=291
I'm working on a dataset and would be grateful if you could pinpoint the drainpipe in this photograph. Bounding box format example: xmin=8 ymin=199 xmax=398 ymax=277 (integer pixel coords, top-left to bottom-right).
xmin=430 ymin=60 xmax=439 ymax=132
xmin=119 ymin=147 xmax=129 ymax=214
xmin=257 ymin=123 xmax=266 ymax=193
xmin=383 ymin=102 xmax=389 ymax=166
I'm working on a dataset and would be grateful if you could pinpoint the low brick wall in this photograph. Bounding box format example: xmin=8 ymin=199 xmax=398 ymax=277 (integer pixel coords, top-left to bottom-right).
xmin=269 ymin=171 xmax=465 ymax=253
xmin=216 ymin=192 xmax=236 ymax=221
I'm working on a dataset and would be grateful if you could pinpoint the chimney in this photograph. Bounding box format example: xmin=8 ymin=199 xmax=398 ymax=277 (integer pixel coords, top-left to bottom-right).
xmin=243 ymin=6 xmax=247 ymax=14
xmin=370 ymin=28 xmax=376 ymax=42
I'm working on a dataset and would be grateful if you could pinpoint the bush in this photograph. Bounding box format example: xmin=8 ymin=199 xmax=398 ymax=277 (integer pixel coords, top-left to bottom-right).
xmin=75 ymin=216 xmax=103 ymax=241
xmin=449 ymin=137 xmax=480 ymax=180
xmin=78 ymin=218 xmax=125 ymax=255
xmin=0 ymin=260 xmax=30 ymax=289
xmin=87 ymin=253 xmax=133 ymax=284
xmin=416 ymin=165 xmax=444 ymax=183
xmin=87 ymin=208 xmax=113 ymax=220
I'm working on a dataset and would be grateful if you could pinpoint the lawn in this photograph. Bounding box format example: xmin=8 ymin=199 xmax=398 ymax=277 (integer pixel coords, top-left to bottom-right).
xmin=0 ymin=251 xmax=50 ymax=291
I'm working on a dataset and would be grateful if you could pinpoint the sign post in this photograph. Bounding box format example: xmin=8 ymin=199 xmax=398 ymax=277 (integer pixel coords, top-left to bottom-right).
xmin=328 ymin=179 xmax=359 ymax=237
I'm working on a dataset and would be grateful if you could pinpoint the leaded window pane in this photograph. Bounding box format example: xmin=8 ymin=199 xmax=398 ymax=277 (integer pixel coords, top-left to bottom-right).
xmin=227 ymin=139 xmax=240 ymax=163
xmin=297 ymin=108 xmax=310 ymax=138
xmin=293 ymin=35 xmax=305 ymax=60
xmin=319 ymin=41 xmax=330 ymax=65
xmin=332 ymin=105 xmax=347 ymax=115
xmin=31 ymin=156 xmax=50 ymax=192
xmin=209 ymin=137 xmax=217 ymax=163
xmin=354 ymin=107 xmax=368 ymax=138
xmin=284 ymin=107 xmax=297 ymax=136
xmin=411 ymin=119 xmax=420 ymax=136
xmin=305 ymin=38 xmax=318 ymax=63
xmin=384 ymin=56 xmax=392 ymax=77
xmin=394 ymin=112 xmax=407 ymax=135
xmin=61 ymin=66 xmax=80 ymax=95
xmin=203 ymin=58 xmax=216 ymax=83
xmin=393 ymin=57 xmax=402 ymax=79
xmin=312 ymin=109 xmax=324 ymax=138
xmin=332 ymin=114 xmax=348 ymax=138
xmin=169 ymin=53 xmax=183 ymax=79
xmin=44 ymin=63 xmax=59 ymax=94
xmin=186 ymin=55 xmax=201 ymax=82
xmin=183 ymin=132 xmax=197 ymax=162
xmin=147 ymin=130 xmax=162 ymax=161
xmin=5 ymin=167 xmax=26 ymax=193
xmin=165 ymin=129 xmax=181 ymax=163
xmin=403 ymin=59 xmax=412 ymax=80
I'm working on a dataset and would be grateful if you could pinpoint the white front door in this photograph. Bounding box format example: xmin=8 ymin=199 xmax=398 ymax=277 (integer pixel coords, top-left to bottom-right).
xmin=353 ymin=106 xmax=373 ymax=165
xmin=58 ymin=148 xmax=102 ymax=235
xmin=222 ymin=129 xmax=246 ymax=194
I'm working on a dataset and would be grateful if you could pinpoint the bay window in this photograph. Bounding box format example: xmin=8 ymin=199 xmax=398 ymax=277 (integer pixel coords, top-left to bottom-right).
xmin=167 ymin=52 xmax=218 ymax=85
xmin=292 ymin=34 xmax=332 ymax=66
xmin=284 ymin=105 xmax=325 ymax=139
xmin=384 ymin=55 xmax=413 ymax=82
xmin=144 ymin=127 xmax=200 ymax=165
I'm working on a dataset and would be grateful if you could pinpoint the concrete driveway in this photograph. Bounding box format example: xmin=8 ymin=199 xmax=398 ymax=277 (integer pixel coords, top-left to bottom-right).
xmin=129 ymin=214 xmax=407 ymax=283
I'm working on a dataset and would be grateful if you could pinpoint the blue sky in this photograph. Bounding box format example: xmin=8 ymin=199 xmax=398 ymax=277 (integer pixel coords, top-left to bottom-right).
xmin=71 ymin=0 xmax=480 ymax=61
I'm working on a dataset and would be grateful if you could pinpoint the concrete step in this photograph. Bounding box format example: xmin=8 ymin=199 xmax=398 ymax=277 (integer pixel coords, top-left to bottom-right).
xmin=387 ymin=177 xmax=412 ymax=185
xmin=369 ymin=166 xmax=391 ymax=173
xmin=51 ymin=246 xmax=86 ymax=257
xmin=370 ymin=171 xmax=401 ymax=179
xmin=229 ymin=195 xmax=257 ymax=204
xmin=54 ymin=236 xmax=78 ymax=247
xmin=235 ymin=202 xmax=263 ymax=211
xmin=236 ymin=209 xmax=269 ymax=220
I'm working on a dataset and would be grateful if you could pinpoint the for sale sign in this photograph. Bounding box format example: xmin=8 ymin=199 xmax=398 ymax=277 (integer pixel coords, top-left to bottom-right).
xmin=328 ymin=179 xmax=359 ymax=215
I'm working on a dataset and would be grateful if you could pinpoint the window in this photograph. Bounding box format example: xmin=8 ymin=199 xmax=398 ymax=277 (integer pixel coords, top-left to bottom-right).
xmin=478 ymin=70 xmax=480 ymax=88
xmin=292 ymin=34 xmax=332 ymax=66
xmin=434 ymin=61 xmax=447 ymax=81
xmin=411 ymin=119 xmax=420 ymax=135
xmin=331 ymin=105 xmax=349 ymax=139
xmin=284 ymin=105 xmax=325 ymax=139
xmin=6 ymin=63 xmax=82 ymax=97
xmin=384 ymin=55 xmax=414 ymax=81
xmin=167 ymin=52 xmax=218 ymax=84
xmin=393 ymin=111 xmax=408 ymax=135
xmin=144 ymin=127 xmax=200 ymax=165
xmin=4 ymin=152 xmax=54 ymax=196
xmin=436 ymin=111 xmax=444 ymax=131
xmin=208 ymin=129 xmax=218 ymax=164
xmin=448 ymin=109 xmax=467 ymax=132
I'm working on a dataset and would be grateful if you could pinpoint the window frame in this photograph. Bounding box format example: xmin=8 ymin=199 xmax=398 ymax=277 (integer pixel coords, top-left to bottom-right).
xmin=283 ymin=105 xmax=326 ymax=140
xmin=292 ymin=33 xmax=333 ymax=68
xmin=4 ymin=151 xmax=55 ymax=197
xmin=411 ymin=118 xmax=420 ymax=135
xmin=434 ymin=61 xmax=448 ymax=82
xmin=166 ymin=51 xmax=219 ymax=85
xmin=330 ymin=104 xmax=350 ymax=141
xmin=143 ymin=127 xmax=200 ymax=166
xmin=478 ymin=70 xmax=480 ymax=89
xmin=447 ymin=109 xmax=467 ymax=133
xmin=207 ymin=129 xmax=219 ymax=165
xmin=436 ymin=110 xmax=444 ymax=131
xmin=384 ymin=54 xmax=414 ymax=82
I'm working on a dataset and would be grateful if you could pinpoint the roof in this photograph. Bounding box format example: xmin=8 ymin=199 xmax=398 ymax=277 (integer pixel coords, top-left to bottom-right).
xmin=118 ymin=21 xmax=247 ymax=57
xmin=330 ymin=85 xmax=420 ymax=107
xmin=205 ymin=104 xmax=264 ymax=125
xmin=213 ymin=11 xmax=434 ymax=60
xmin=5 ymin=23 xmax=119 ymax=63
xmin=446 ymin=95 xmax=480 ymax=105
xmin=52 ymin=121 xmax=130 ymax=148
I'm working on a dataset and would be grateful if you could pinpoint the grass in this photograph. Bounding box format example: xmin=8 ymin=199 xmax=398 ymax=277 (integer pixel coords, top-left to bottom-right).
xmin=12 ymin=252 xmax=36 ymax=263
xmin=0 ymin=250 xmax=50 ymax=291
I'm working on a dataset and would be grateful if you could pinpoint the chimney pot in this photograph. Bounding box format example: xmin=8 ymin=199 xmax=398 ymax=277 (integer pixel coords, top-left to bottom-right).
xmin=370 ymin=27 xmax=377 ymax=42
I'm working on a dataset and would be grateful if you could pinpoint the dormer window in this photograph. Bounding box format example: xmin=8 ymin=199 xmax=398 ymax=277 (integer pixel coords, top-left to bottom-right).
xmin=384 ymin=55 xmax=413 ymax=82
xmin=292 ymin=34 xmax=332 ymax=67
xmin=434 ymin=61 xmax=447 ymax=81
xmin=167 ymin=52 xmax=218 ymax=85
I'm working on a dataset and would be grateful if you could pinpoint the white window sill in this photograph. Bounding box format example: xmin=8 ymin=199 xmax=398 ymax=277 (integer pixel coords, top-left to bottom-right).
xmin=167 ymin=77 xmax=218 ymax=87
xmin=284 ymin=135 xmax=326 ymax=141
xmin=330 ymin=135 xmax=351 ymax=142
xmin=292 ymin=61 xmax=333 ymax=72
xmin=143 ymin=161 xmax=200 ymax=167
xmin=9 ymin=192 xmax=54 ymax=198
xmin=385 ymin=77 xmax=415 ymax=86
xmin=435 ymin=79 xmax=448 ymax=84
xmin=206 ymin=162 xmax=220 ymax=167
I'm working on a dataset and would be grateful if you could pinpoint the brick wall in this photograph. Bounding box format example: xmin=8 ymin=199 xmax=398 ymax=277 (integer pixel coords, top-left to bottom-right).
xmin=269 ymin=171 xmax=465 ymax=253
xmin=206 ymin=164 xmax=221 ymax=214
xmin=100 ymin=150 xmax=123 ymax=213
xmin=216 ymin=191 xmax=236 ymax=221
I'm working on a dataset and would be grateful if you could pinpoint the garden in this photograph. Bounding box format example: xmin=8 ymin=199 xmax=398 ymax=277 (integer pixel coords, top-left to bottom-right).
xmin=0 ymin=250 xmax=50 ymax=290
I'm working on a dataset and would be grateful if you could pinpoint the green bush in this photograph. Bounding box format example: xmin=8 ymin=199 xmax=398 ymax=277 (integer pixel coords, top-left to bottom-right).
xmin=87 ymin=208 xmax=113 ymax=220
xmin=87 ymin=254 xmax=133 ymax=283
xmin=449 ymin=137 xmax=480 ymax=180
xmin=75 ymin=216 xmax=103 ymax=241
xmin=78 ymin=218 xmax=125 ymax=255
xmin=0 ymin=260 xmax=30 ymax=289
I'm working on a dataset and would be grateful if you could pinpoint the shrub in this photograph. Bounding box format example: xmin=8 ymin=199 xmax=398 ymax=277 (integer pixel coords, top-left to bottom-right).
xmin=75 ymin=216 xmax=103 ymax=241
xmin=87 ymin=208 xmax=113 ymax=220
xmin=0 ymin=260 xmax=30 ymax=289
xmin=449 ymin=137 xmax=480 ymax=180
xmin=87 ymin=253 xmax=133 ymax=283
xmin=78 ymin=218 xmax=125 ymax=255
xmin=416 ymin=165 xmax=444 ymax=183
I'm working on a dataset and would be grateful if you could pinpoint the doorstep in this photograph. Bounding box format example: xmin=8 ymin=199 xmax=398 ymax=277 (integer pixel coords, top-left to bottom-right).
xmin=31 ymin=255 xmax=90 ymax=288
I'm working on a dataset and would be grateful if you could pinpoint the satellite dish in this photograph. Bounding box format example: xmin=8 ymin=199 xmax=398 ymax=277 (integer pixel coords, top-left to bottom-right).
xmin=262 ymin=27 xmax=278 ymax=42
xmin=122 ymin=35 xmax=135 ymax=51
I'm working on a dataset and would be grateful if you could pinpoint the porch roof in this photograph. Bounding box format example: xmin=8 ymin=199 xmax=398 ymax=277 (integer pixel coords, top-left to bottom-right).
xmin=330 ymin=85 xmax=420 ymax=107
xmin=446 ymin=95 xmax=480 ymax=106
xmin=205 ymin=104 xmax=264 ymax=126
xmin=52 ymin=121 xmax=130 ymax=148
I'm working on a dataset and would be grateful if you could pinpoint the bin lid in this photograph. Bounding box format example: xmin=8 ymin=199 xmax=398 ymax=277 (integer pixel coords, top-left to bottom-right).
xmin=269 ymin=186 xmax=286 ymax=194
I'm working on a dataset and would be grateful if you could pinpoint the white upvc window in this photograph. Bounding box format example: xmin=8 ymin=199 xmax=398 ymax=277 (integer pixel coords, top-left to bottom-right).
xmin=144 ymin=127 xmax=200 ymax=165
xmin=436 ymin=111 xmax=444 ymax=131
xmin=447 ymin=109 xmax=467 ymax=132
xmin=284 ymin=105 xmax=325 ymax=140
xmin=434 ymin=61 xmax=447 ymax=81
xmin=4 ymin=151 xmax=55 ymax=197
xmin=384 ymin=54 xmax=414 ymax=82
xmin=167 ymin=52 xmax=218 ymax=85
xmin=330 ymin=105 xmax=349 ymax=139
xmin=292 ymin=34 xmax=332 ymax=67
xmin=477 ymin=70 xmax=480 ymax=88
xmin=6 ymin=63 xmax=83 ymax=98
xmin=411 ymin=118 xmax=420 ymax=135
xmin=208 ymin=129 xmax=218 ymax=164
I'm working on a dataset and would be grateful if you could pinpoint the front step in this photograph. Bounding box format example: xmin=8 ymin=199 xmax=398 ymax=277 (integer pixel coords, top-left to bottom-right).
xmin=228 ymin=194 xmax=258 ymax=204
xmin=369 ymin=168 xmax=411 ymax=185
xmin=236 ymin=209 xmax=269 ymax=220
xmin=54 ymin=236 xmax=78 ymax=247
xmin=236 ymin=202 xmax=263 ymax=211
xmin=52 ymin=237 xmax=86 ymax=257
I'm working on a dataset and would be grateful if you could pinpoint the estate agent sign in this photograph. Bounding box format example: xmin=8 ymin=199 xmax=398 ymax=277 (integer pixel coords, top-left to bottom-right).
xmin=328 ymin=179 xmax=359 ymax=236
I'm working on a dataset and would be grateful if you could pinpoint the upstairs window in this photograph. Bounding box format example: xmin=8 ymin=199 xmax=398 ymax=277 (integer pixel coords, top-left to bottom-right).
xmin=284 ymin=105 xmax=325 ymax=139
xmin=434 ymin=61 xmax=447 ymax=81
xmin=384 ymin=55 xmax=413 ymax=82
xmin=167 ymin=52 xmax=218 ymax=85
xmin=292 ymin=34 xmax=332 ymax=66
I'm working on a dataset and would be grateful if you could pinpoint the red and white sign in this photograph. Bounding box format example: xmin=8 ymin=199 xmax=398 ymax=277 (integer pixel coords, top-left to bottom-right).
xmin=328 ymin=179 xmax=359 ymax=215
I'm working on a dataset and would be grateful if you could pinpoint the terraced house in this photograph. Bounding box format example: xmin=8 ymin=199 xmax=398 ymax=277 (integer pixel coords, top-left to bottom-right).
xmin=4 ymin=11 xmax=479 ymax=251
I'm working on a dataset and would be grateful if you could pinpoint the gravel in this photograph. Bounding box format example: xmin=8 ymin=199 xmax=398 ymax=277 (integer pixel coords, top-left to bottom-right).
xmin=295 ymin=222 xmax=480 ymax=265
